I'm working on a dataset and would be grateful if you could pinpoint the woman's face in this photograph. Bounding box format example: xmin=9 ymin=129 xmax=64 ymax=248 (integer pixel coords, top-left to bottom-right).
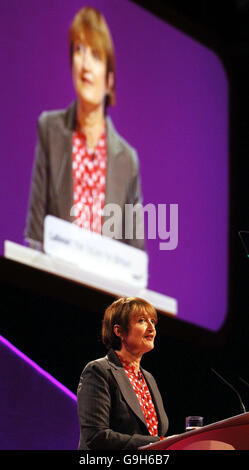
xmin=122 ymin=310 xmax=157 ymax=356
xmin=72 ymin=41 xmax=110 ymax=111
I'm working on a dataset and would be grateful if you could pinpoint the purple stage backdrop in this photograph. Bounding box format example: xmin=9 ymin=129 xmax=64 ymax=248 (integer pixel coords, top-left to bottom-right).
xmin=1 ymin=0 xmax=229 ymax=331
xmin=0 ymin=336 xmax=79 ymax=449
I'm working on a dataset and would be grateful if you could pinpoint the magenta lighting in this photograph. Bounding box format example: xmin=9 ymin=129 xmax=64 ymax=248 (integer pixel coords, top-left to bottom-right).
xmin=0 ymin=335 xmax=77 ymax=402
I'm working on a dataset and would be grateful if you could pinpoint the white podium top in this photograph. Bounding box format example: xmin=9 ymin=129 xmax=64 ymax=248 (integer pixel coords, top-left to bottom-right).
xmin=4 ymin=240 xmax=177 ymax=317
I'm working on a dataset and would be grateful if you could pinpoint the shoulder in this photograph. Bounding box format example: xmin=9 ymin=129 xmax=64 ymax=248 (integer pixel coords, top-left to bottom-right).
xmin=37 ymin=101 xmax=76 ymax=132
xmin=38 ymin=108 xmax=64 ymax=124
xmin=77 ymin=355 xmax=111 ymax=395
xmin=80 ymin=349 xmax=121 ymax=377
xmin=80 ymin=355 xmax=111 ymax=378
xmin=37 ymin=107 xmax=65 ymax=126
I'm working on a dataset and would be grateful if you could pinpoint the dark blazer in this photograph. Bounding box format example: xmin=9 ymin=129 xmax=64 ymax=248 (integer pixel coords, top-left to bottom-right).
xmin=25 ymin=101 xmax=144 ymax=250
xmin=77 ymin=349 xmax=169 ymax=450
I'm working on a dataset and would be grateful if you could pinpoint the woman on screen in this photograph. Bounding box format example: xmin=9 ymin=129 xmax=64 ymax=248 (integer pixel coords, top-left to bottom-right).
xmin=25 ymin=7 xmax=144 ymax=250
xmin=77 ymin=297 xmax=169 ymax=450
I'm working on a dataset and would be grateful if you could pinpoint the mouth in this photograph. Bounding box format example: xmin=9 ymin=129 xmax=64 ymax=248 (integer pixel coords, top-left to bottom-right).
xmin=81 ymin=76 xmax=93 ymax=85
xmin=144 ymin=335 xmax=154 ymax=341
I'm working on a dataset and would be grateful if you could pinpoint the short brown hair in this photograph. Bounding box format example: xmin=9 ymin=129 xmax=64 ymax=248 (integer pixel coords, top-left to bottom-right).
xmin=102 ymin=297 xmax=158 ymax=350
xmin=69 ymin=6 xmax=116 ymax=107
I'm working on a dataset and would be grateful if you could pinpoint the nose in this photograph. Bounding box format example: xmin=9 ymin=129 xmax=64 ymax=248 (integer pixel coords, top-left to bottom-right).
xmin=81 ymin=47 xmax=92 ymax=70
xmin=147 ymin=319 xmax=156 ymax=332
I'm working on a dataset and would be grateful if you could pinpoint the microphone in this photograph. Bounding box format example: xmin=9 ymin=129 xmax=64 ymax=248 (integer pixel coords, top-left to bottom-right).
xmin=239 ymin=376 xmax=249 ymax=389
xmin=238 ymin=231 xmax=249 ymax=257
xmin=211 ymin=368 xmax=246 ymax=414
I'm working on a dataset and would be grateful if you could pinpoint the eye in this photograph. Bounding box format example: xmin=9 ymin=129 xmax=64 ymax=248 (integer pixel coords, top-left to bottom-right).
xmin=138 ymin=317 xmax=146 ymax=323
xmin=74 ymin=43 xmax=84 ymax=54
xmin=92 ymin=48 xmax=101 ymax=60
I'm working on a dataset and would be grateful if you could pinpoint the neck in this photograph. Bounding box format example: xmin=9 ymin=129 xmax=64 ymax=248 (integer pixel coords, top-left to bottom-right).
xmin=76 ymin=100 xmax=105 ymax=150
xmin=116 ymin=346 xmax=143 ymax=372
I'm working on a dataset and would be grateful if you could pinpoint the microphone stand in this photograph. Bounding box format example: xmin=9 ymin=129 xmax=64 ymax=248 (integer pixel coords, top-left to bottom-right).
xmin=239 ymin=376 xmax=249 ymax=389
xmin=211 ymin=368 xmax=247 ymax=414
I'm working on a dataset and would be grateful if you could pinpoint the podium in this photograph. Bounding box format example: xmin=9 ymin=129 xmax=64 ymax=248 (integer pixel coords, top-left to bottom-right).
xmin=140 ymin=413 xmax=249 ymax=450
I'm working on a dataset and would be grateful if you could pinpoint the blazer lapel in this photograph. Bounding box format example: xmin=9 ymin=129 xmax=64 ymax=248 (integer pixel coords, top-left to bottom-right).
xmin=104 ymin=116 xmax=121 ymax=208
xmin=56 ymin=132 xmax=74 ymax=222
xmin=102 ymin=116 xmax=128 ymax=239
xmin=110 ymin=366 xmax=148 ymax=430
xmin=142 ymin=368 xmax=168 ymax=436
xmin=54 ymin=102 xmax=76 ymax=222
xmin=107 ymin=350 xmax=148 ymax=430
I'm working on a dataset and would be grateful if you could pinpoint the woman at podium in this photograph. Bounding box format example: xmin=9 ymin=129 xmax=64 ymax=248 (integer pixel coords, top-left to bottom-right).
xmin=77 ymin=297 xmax=169 ymax=450
xmin=25 ymin=7 xmax=144 ymax=251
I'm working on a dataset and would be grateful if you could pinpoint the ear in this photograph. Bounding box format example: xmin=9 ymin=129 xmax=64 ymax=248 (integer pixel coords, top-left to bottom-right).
xmin=113 ymin=324 xmax=122 ymax=339
xmin=106 ymin=71 xmax=114 ymax=93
